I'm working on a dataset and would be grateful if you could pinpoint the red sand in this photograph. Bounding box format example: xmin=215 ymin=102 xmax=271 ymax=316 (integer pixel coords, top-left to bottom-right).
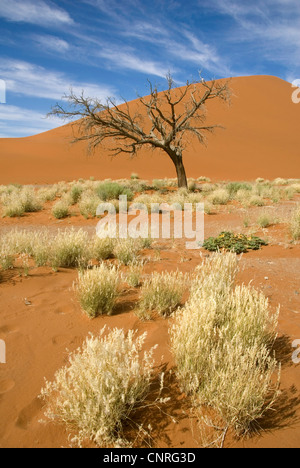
xmin=0 ymin=75 xmax=299 ymax=185
xmin=0 ymin=75 xmax=300 ymax=448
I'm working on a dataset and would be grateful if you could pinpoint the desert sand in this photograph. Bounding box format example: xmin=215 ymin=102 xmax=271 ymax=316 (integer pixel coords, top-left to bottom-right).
xmin=0 ymin=75 xmax=299 ymax=185
xmin=0 ymin=75 xmax=300 ymax=449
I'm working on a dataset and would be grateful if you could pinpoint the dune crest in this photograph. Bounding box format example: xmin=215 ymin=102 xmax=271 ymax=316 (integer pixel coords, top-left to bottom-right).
xmin=0 ymin=75 xmax=299 ymax=184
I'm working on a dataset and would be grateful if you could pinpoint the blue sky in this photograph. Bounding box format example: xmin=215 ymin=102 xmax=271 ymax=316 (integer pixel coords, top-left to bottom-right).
xmin=0 ymin=0 xmax=299 ymax=137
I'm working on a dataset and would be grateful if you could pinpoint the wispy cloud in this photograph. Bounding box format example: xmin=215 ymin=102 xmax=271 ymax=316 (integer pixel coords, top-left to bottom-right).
xmin=32 ymin=34 xmax=70 ymax=53
xmin=0 ymin=104 xmax=63 ymax=137
xmin=0 ymin=0 xmax=73 ymax=27
xmin=96 ymin=48 xmax=173 ymax=78
xmin=0 ymin=59 xmax=116 ymax=100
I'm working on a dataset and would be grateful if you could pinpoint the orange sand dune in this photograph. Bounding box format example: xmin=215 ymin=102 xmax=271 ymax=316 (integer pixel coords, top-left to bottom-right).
xmin=0 ymin=75 xmax=299 ymax=185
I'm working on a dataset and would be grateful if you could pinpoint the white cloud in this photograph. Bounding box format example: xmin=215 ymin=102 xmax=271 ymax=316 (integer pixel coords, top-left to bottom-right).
xmin=204 ymin=0 xmax=300 ymax=71
xmin=32 ymin=35 xmax=70 ymax=53
xmin=0 ymin=59 xmax=116 ymax=101
xmin=0 ymin=104 xmax=63 ymax=137
xmin=97 ymin=48 xmax=171 ymax=78
xmin=0 ymin=0 xmax=73 ymax=27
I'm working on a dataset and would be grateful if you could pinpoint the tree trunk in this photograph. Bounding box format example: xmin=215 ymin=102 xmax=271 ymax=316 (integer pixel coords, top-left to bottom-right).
xmin=174 ymin=157 xmax=188 ymax=189
xmin=165 ymin=147 xmax=188 ymax=189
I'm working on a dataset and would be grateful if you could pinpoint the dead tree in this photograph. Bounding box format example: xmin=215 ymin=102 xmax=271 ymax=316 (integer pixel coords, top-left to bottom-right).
xmin=50 ymin=74 xmax=230 ymax=188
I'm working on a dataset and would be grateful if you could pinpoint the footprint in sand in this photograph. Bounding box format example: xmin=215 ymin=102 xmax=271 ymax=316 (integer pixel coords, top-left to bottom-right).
xmin=0 ymin=379 xmax=15 ymax=394
xmin=52 ymin=334 xmax=70 ymax=346
xmin=15 ymin=397 xmax=43 ymax=430
xmin=0 ymin=325 xmax=19 ymax=337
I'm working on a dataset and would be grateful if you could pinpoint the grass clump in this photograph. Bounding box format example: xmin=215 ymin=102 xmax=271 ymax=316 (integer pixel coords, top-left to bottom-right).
xmin=290 ymin=205 xmax=300 ymax=241
xmin=137 ymin=271 xmax=187 ymax=320
xmin=70 ymin=185 xmax=84 ymax=205
xmin=74 ymin=264 xmax=120 ymax=318
xmin=96 ymin=182 xmax=134 ymax=202
xmin=78 ymin=191 xmax=100 ymax=218
xmin=79 ymin=192 xmax=99 ymax=218
xmin=208 ymin=188 xmax=230 ymax=205
xmin=91 ymin=236 xmax=115 ymax=261
xmin=52 ymin=199 xmax=70 ymax=219
xmin=226 ymin=182 xmax=252 ymax=198
xmin=113 ymin=238 xmax=141 ymax=265
xmin=203 ymin=231 xmax=268 ymax=254
xmin=1 ymin=186 xmax=43 ymax=217
xmin=170 ymin=252 xmax=280 ymax=439
xmin=126 ymin=262 xmax=143 ymax=288
xmin=40 ymin=327 xmax=156 ymax=447
xmin=50 ymin=228 xmax=90 ymax=269
xmin=256 ymin=211 xmax=279 ymax=229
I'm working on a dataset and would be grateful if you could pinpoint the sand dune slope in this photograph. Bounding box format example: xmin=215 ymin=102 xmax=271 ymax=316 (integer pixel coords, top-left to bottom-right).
xmin=0 ymin=75 xmax=299 ymax=184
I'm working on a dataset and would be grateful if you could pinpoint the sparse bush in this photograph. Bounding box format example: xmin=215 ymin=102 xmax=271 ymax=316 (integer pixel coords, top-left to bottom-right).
xmin=248 ymin=195 xmax=265 ymax=207
xmin=152 ymin=179 xmax=166 ymax=190
xmin=131 ymin=173 xmax=139 ymax=180
xmin=38 ymin=186 xmax=58 ymax=202
xmin=91 ymin=236 xmax=115 ymax=260
xmin=20 ymin=187 xmax=43 ymax=213
xmin=74 ymin=264 xmax=120 ymax=318
xmin=52 ymin=199 xmax=70 ymax=219
xmin=79 ymin=191 xmax=100 ymax=218
xmin=290 ymin=205 xmax=300 ymax=241
xmin=170 ymin=252 xmax=280 ymax=437
xmin=290 ymin=183 xmax=300 ymax=193
xmin=137 ymin=271 xmax=187 ymax=320
xmin=257 ymin=211 xmax=278 ymax=229
xmin=113 ymin=238 xmax=141 ymax=265
xmin=70 ymin=185 xmax=84 ymax=204
xmin=50 ymin=228 xmax=89 ymax=269
xmin=126 ymin=262 xmax=143 ymax=288
xmin=40 ymin=327 xmax=156 ymax=446
xmin=96 ymin=182 xmax=134 ymax=202
xmin=273 ymin=178 xmax=288 ymax=186
xmin=1 ymin=197 xmax=25 ymax=217
xmin=208 ymin=189 xmax=230 ymax=205
xmin=227 ymin=182 xmax=252 ymax=198
xmin=0 ymin=244 xmax=14 ymax=270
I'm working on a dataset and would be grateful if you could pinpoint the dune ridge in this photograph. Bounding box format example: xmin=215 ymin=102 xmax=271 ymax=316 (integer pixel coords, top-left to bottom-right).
xmin=0 ymin=75 xmax=299 ymax=184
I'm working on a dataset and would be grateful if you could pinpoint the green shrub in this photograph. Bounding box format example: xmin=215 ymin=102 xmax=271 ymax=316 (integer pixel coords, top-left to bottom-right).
xmin=226 ymin=182 xmax=252 ymax=198
xmin=203 ymin=231 xmax=267 ymax=254
xmin=70 ymin=185 xmax=84 ymax=204
xmin=96 ymin=182 xmax=134 ymax=202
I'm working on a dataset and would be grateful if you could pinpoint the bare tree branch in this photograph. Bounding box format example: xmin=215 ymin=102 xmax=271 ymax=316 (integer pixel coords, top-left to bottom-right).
xmin=49 ymin=74 xmax=231 ymax=188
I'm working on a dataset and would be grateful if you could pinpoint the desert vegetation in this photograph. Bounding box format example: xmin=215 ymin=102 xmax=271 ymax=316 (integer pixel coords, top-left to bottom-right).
xmin=40 ymin=327 xmax=157 ymax=447
xmin=0 ymin=176 xmax=299 ymax=449
xmin=170 ymin=252 xmax=280 ymax=446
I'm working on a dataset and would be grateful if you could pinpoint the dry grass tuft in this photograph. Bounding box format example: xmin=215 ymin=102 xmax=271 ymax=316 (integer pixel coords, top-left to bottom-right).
xmin=40 ymin=327 xmax=157 ymax=447
xmin=170 ymin=252 xmax=280 ymax=438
